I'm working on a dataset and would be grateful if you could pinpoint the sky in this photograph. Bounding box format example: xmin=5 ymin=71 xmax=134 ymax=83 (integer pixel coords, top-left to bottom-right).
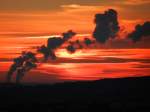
xmin=0 ymin=0 xmax=149 ymax=37
xmin=0 ymin=0 xmax=150 ymax=84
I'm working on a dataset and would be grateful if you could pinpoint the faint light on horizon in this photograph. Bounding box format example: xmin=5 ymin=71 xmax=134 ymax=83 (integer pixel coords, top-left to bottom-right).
xmin=61 ymin=4 xmax=81 ymax=8
xmin=26 ymin=34 xmax=91 ymax=39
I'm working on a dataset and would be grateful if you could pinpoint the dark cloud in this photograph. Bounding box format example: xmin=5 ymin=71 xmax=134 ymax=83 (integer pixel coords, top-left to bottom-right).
xmin=37 ymin=30 xmax=76 ymax=61
xmin=65 ymin=37 xmax=95 ymax=54
xmin=47 ymin=37 xmax=64 ymax=49
xmin=75 ymin=40 xmax=83 ymax=49
xmin=66 ymin=44 xmax=76 ymax=53
xmin=47 ymin=30 xmax=76 ymax=50
xmin=93 ymin=9 xmax=120 ymax=43
xmin=84 ymin=38 xmax=93 ymax=46
xmin=37 ymin=45 xmax=56 ymax=61
xmin=128 ymin=21 xmax=150 ymax=42
xmin=7 ymin=51 xmax=37 ymax=83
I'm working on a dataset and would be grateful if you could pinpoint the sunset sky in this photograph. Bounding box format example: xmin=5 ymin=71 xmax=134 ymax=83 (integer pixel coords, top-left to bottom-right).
xmin=0 ymin=0 xmax=149 ymax=37
xmin=0 ymin=0 xmax=150 ymax=84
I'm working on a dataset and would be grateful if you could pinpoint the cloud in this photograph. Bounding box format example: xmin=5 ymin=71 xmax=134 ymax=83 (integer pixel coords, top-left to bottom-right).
xmin=61 ymin=4 xmax=82 ymax=9
xmin=61 ymin=4 xmax=120 ymax=12
xmin=0 ymin=0 xmax=117 ymax=11
xmin=93 ymin=9 xmax=120 ymax=43
xmin=124 ymin=0 xmax=150 ymax=5
xmin=0 ymin=0 xmax=118 ymax=11
xmin=128 ymin=21 xmax=150 ymax=42
xmin=38 ymin=30 xmax=76 ymax=61
xmin=61 ymin=4 xmax=99 ymax=9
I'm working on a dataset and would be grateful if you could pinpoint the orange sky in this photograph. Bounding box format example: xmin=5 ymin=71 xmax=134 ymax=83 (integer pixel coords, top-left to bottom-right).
xmin=0 ymin=0 xmax=149 ymax=37
xmin=0 ymin=0 xmax=150 ymax=83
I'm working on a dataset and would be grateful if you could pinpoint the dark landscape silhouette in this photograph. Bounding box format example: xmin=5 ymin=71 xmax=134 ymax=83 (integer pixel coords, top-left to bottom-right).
xmin=1 ymin=76 xmax=150 ymax=112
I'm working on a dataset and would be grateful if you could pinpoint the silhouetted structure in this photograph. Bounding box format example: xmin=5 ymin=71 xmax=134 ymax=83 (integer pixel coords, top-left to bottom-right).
xmin=128 ymin=21 xmax=150 ymax=42
xmin=93 ymin=9 xmax=120 ymax=43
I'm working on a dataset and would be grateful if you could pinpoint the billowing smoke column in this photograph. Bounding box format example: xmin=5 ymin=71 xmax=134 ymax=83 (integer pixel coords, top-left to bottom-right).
xmin=128 ymin=21 xmax=150 ymax=42
xmin=93 ymin=9 xmax=120 ymax=43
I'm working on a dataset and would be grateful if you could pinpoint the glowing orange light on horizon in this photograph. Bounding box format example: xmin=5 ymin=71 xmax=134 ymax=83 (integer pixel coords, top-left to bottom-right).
xmin=57 ymin=49 xmax=83 ymax=59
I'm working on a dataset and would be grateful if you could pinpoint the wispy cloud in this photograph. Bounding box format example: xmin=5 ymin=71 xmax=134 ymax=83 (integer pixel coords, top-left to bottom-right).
xmin=124 ymin=0 xmax=150 ymax=5
xmin=60 ymin=4 xmax=120 ymax=14
xmin=61 ymin=4 xmax=99 ymax=9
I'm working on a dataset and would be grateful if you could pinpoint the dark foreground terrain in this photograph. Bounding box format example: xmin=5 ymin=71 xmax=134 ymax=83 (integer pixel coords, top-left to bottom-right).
xmin=0 ymin=76 xmax=150 ymax=112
